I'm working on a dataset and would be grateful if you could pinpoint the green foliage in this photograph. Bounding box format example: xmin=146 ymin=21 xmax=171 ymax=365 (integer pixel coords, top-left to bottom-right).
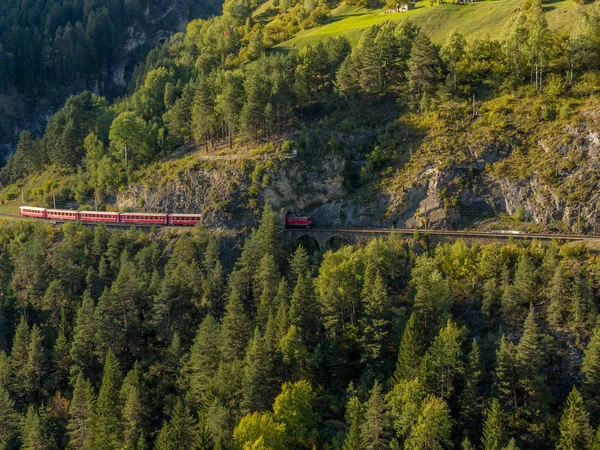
xmin=556 ymin=387 xmax=594 ymax=450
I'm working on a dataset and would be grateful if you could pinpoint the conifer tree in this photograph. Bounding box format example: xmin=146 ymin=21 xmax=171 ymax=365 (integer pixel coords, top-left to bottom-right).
xmin=221 ymin=289 xmax=252 ymax=361
xmin=360 ymin=273 xmax=392 ymax=368
xmin=0 ymin=352 xmax=8 ymax=390
xmin=0 ymin=386 xmax=19 ymax=449
xmin=289 ymin=273 xmax=320 ymax=346
xmin=503 ymin=439 xmax=518 ymax=450
xmin=201 ymin=239 xmax=224 ymax=315
xmin=411 ymin=258 xmax=451 ymax=338
xmin=183 ymin=315 xmax=221 ymax=408
xmin=583 ymin=326 xmax=600 ymax=420
xmin=343 ymin=395 xmax=365 ymax=450
xmin=122 ymin=387 xmax=143 ymax=449
xmin=570 ymin=273 xmax=594 ymax=340
xmin=460 ymin=339 xmax=483 ymax=440
xmin=556 ymin=387 xmax=593 ymax=450
xmin=67 ymin=373 xmax=94 ymax=450
xmin=25 ymin=324 xmax=45 ymax=402
xmin=90 ymin=349 xmax=122 ymax=450
xmin=52 ymin=314 xmax=71 ymax=389
xmin=155 ymin=400 xmax=196 ymax=450
xmin=290 ymin=246 xmax=310 ymax=285
xmin=423 ymin=319 xmax=464 ymax=399
xmin=515 ymin=305 xmax=546 ymax=409
xmin=406 ymin=32 xmax=438 ymax=97
xmin=404 ymin=395 xmax=452 ymax=450
xmin=255 ymin=254 xmax=280 ymax=329
xmin=242 ymin=328 xmax=272 ymax=414
xmin=10 ymin=315 xmax=30 ymax=397
xmin=394 ymin=312 xmax=424 ymax=383
xmin=21 ymin=405 xmax=47 ymax=450
xmin=494 ymin=335 xmax=518 ymax=409
xmin=70 ymin=293 xmax=98 ymax=381
xmin=481 ymin=399 xmax=507 ymax=450
xmin=192 ymin=415 xmax=214 ymax=450
xmin=361 ymin=381 xmax=390 ymax=450
xmin=547 ymin=265 xmax=568 ymax=329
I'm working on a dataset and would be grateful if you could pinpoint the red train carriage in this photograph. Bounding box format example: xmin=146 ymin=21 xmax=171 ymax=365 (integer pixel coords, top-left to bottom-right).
xmin=19 ymin=206 xmax=47 ymax=219
xmin=46 ymin=209 xmax=79 ymax=221
xmin=79 ymin=211 xmax=120 ymax=223
xmin=285 ymin=212 xmax=312 ymax=228
xmin=120 ymin=212 xmax=168 ymax=225
xmin=169 ymin=214 xmax=202 ymax=226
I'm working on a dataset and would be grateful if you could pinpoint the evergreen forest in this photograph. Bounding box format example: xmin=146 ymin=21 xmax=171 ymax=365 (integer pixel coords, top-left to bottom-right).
xmin=1 ymin=206 xmax=600 ymax=449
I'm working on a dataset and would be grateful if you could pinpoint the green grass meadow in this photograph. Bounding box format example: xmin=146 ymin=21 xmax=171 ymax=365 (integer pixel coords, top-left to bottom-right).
xmin=275 ymin=0 xmax=594 ymax=50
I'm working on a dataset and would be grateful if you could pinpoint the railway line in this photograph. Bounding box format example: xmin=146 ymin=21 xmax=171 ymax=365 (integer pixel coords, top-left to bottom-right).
xmin=3 ymin=210 xmax=600 ymax=242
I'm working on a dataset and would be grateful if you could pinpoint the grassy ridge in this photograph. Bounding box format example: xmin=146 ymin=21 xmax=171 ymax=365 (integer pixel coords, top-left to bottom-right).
xmin=275 ymin=0 xmax=592 ymax=50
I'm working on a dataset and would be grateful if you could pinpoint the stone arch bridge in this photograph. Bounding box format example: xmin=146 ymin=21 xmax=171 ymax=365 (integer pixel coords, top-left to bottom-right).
xmin=283 ymin=227 xmax=600 ymax=252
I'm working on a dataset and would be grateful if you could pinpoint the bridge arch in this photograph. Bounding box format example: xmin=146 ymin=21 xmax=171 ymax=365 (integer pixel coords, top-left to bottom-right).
xmin=293 ymin=235 xmax=321 ymax=255
xmin=325 ymin=235 xmax=349 ymax=252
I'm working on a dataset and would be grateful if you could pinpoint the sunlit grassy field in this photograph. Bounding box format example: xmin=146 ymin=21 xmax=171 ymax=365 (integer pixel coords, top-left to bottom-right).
xmin=275 ymin=0 xmax=593 ymax=50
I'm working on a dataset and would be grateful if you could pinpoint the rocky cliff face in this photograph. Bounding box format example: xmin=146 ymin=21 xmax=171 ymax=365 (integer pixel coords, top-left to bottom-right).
xmin=118 ymin=108 xmax=600 ymax=233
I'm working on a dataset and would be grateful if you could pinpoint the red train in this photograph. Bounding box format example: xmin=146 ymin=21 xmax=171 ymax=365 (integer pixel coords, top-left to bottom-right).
xmin=285 ymin=212 xmax=312 ymax=228
xmin=20 ymin=206 xmax=312 ymax=228
xmin=19 ymin=207 xmax=202 ymax=227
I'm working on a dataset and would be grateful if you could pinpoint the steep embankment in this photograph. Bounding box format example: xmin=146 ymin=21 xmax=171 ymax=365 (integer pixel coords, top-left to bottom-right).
xmin=112 ymin=90 xmax=600 ymax=234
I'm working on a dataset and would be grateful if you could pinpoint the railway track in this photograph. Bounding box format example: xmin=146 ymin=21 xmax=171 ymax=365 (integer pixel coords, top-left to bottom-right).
xmin=3 ymin=211 xmax=600 ymax=242
xmin=288 ymin=227 xmax=600 ymax=242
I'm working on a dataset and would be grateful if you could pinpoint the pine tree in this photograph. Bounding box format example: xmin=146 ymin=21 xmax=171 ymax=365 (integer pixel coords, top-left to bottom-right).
xmin=570 ymin=273 xmax=594 ymax=340
xmin=583 ymin=326 xmax=600 ymax=420
xmin=502 ymin=255 xmax=536 ymax=324
xmin=192 ymin=415 xmax=214 ymax=450
xmin=547 ymin=265 xmax=568 ymax=329
xmin=494 ymin=335 xmax=518 ymax=409
xmin=155 ymin=400 xmax=196 ymax=450
xmin=10 ymin=315 xmax=30 ymax=398
xmin=481 ymin=399 xmax=507 ymax=450
xmin=556 ymin=387 xmax=593 ymax=450
xmin=503 ymin=438 xmax=519 ymax=450
xmin=21 ymin=405 xmax=47 ymax=450
xmin=360 ymin=273 xmax=392 ymax=368
xmin=242 ymin=328 xmax=273 ymax=414
xmin=515 ymin=305 xmax=546 ymax=409
xmin=122 ymin=387 xmax=143 ymax=449
xmin=221 ymin=289 xmax=252 ymax=361
xmin=394 ymin=312 xmax=424 ymax=383
xmin=70 ymin=294 xmax=98 ymax=382
xmin=290 ymin=245 xmax=310 ymax=285
xmin=183 ymin=315 xmax=221 ymax=408
xmin=25 ymin=324 xmax=45 ymax=402
xmin=289 ymin=273 xmax=320 ymax=347
xmin=406 ymin=32 xmax=438 ymax=97
xmin=0 ymin=386 xmax=19 ymax=449
xmin=361 ymin=381 xmax=390 ymax=450
xmin=423 ymin=319 xmax=464 ymax=399
xmin=344 ymin=395 xmax=365 ymax=450
xmin=52 ymin=314 xmax=71 ymax=390
xmin=404 ymin=395 xmax=452 ymax=450
xmin=67 ymin=373 xmax=95 ymax=450
xmin=411 ymin=258 xmax=451 ymax=338
xmin=90 ymin=349 xmax=122 ymax=450
xmin=460 ymin=339 xmax=483 ymax=440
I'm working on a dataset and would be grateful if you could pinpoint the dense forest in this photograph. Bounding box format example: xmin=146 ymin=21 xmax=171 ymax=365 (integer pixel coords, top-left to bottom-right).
xmin=1 ymin=205 xmax=600 ymax=449
xmin=0 ymin=0 xmax=223 ymax=160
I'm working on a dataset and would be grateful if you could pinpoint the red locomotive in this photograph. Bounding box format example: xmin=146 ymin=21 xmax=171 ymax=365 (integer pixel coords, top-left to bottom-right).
xmin=285 ymin=212 xmax=312 ymax=228
xmin=19 ymin=207 xmax=202 ymax=227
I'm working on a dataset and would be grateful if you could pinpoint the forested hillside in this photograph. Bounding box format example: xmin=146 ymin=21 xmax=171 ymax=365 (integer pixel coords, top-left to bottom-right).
xmin=1 ymin=206 xmax=600 ymax=449
xmin=2 ymin=0 xmax=600 ymax=231
xmin=0 ymin=0 xmax=223 ymax=157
